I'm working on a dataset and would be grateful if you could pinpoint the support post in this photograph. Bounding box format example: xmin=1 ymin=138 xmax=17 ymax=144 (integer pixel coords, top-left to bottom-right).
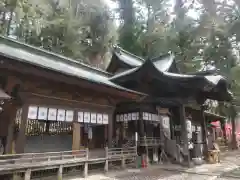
xmin=83 ymin=148 xmax=89 ymax=177
xmin=72 ymin=118 xmax=81 ymax=153
xmin=24 ymin=169 xmax=31 ymax=180
xmin=5 ymin=121 xmax=15 ymax=154
xmin=139 ymin=111 xmax=149 ymax=165
xmin=104 ymin=146 xmax=109 ymax=173
xmin=15 ymin=104 xmax=29 ymax=154
xmin=108 ymin=112 xmax=113 ymax=148
xmin=221 ymin=120 xmax=228 ymax=146
xmin=231 ymin=115 xmax=238 ymax=149
xmin=57 ymin=165 xmax=63 ymax=180
xmin=121 ymin=149 xmax=125 ymax=169
xmin=200 ymin=106 xmax=208 ymax=157
xmin=179 ymin=104 xmax=191 ymax=167
xmin=4 ymin=102 xmax=18 ymax=154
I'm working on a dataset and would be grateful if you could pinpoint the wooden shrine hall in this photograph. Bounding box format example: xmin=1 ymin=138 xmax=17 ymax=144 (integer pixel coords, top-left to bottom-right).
xmin=0 ymin=36 xmax=232 ymax=168
xmin=0 ymin=36 xmax=145 ymax=156
xmin=106 ymin=47 xmax=232 ymax=166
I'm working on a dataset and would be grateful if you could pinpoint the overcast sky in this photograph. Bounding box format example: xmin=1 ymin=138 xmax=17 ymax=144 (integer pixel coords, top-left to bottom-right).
xmin=103 ymin=0 xmax=200 ymax=21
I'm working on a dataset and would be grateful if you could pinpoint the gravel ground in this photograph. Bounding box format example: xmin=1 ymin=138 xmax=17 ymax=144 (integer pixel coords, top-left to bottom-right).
xmin=65 ymin=168 xmax=218 ymax=180
xmin=62 ymin=150 xmax=240 ymax=180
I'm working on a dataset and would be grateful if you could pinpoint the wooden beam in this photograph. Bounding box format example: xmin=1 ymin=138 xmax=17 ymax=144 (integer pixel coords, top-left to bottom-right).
xmin=179 ymin=104 xmax=191 ymax=167
xmin=57 ymin=165 xmax=63 ymax=180
xmin=24 ymin=169 xmax=31 ymax=180
xmin=200 ymin=106 xmax=209 ymax=157
xmin=72 ymin=121 xmax=81 ymax=152
xmin=0 ymin=59 xmax=142 ymax=100
xmin=4 ymin=101 xmax=19 ymax=154
xmin=108 ymin=112 xmax=114 ymax=148
xmin=15 ymin=103 xmax=29 ymax=153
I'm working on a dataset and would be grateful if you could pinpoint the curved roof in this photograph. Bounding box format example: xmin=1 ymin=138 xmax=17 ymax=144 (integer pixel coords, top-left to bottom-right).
xmin=109 ymin=54 xmax=233 ymax=101
xmin=106 ymin=46 xmax=144 ymax=73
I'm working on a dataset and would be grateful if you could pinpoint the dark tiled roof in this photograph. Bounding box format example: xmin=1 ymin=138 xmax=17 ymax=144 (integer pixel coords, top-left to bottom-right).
xmin=106 ymin=47 xmax=144 ymax=72
xmin=112 ymin=47 xmax=144 ymax=67
xmin=0 ymin=35 xmax=145 ymax=96
xmin=110 ymin=54 xmax=233 ymax=101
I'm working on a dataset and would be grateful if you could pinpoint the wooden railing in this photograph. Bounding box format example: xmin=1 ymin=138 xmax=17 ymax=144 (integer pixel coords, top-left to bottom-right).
xmin=138 ymin=137 xmax=163 ymax=146
xmin=0 ymin=147 xmax=137 ymax=180
xmin=0 ymin=150 xmax=87 ymax=165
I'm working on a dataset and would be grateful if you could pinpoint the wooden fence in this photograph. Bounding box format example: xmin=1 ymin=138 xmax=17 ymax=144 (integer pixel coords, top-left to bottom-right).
xmin=0 ymin=146 xmax=137 ymax=180
xmin=138 ymin=137 xmax=163 ymax=146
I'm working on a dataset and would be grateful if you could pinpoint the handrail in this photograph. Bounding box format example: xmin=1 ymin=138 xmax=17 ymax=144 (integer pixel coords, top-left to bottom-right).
xmin=0 ymin=146 xmax=138 ymax=179
xmin=0 ymin=149 xmax=86 ymax=158
xmin=138 ymin=137 xmax=163 ymax=146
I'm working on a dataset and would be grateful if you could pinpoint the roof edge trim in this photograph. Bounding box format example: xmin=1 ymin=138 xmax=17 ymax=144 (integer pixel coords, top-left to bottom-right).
xmin=0 ymin=35 xmax=112 ymax=77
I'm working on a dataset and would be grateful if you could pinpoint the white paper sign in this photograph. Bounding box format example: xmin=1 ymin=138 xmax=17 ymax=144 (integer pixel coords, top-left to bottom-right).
xmin=66 ymin=110 xmax=74 ymax=122
xmin=88 ymin=127 xmax=92 ymax=139
xmin=120 ymin=115 xmax=124 ymax=122
xmin=97 ymin=114 xmax=103 ymax=124
xmin=127 ymin=113 xmax=131 ymax=121
xmin=162 ymin=116 xmax=170 ymax=128
xmin=143 ymin=112 xmax=148 ymax=120
xmin=57 ymin=109 xmax=65 ymax=121
xmin=132 ymin=113 xmax=136 ymax=120
xmin=84 ymin=112 xmax=90 ymax=123
xmin=192 ymin=125 xmax=196 ymax=132
xmin=148 ymin=113 xmax=152 ymax=120
xmin=78 ymin=112 xmax=84 ymax=122
xmin=103 ymin=114 xmax=109 ymax=124
xmin=38 ymin=107 xmax=48 ymax=120
xmin=124 ymin=114 xmax=128 ymax=121
xmin=186 ymin=120 xmax=192 ymax=132
xmin=91 ymin=113 xmax=97 ymax=123
xmin=28 ymin=106 xmax=38 ymax=119
xmin=48 ymin=108 xmax=57 ymax=121
xmin=136 ymin=112 xmax=139 ymax=120
xmin=116 ymin=115 xmax=120 ymax=122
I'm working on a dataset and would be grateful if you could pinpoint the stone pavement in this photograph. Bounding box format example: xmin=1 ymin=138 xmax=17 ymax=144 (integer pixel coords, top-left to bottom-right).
xmin=66 ymin=150 xmax=240 ymax=180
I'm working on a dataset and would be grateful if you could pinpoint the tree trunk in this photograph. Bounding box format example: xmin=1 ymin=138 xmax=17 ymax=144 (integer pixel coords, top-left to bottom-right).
xmin=231 ymin=115 xmax=238 ymax=149
xmin=1 ymin=11 xmax=6 ymax=34
xmin=6 ymin=10 xmax=13 ymax=36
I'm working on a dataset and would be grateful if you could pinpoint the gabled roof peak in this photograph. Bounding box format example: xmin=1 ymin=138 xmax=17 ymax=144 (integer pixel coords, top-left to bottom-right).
xmin=113 ymin=46 xmax=145 ymax=62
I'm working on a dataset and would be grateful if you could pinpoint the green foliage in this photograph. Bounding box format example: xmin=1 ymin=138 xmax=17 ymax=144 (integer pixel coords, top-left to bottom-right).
xmin=0 ymin=0 xmax=117 ymax=67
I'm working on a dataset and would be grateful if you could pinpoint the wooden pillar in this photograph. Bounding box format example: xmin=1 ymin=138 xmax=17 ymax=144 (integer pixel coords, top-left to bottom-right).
xmin=57 ymin=165 xmax=63 ymax=180
xmin=72 ymin=122 xmax=81 ymax=151
xmin=108 ymin=112 xmax=113 ymax=148
xmin=139 ymin=111 xmax=145 ymax=139
xmin=200 ymin=106 xmax=208 ymax=157
xmin=15 ymin=103 xmax=29 ymax=154
xmin=5 ymin=120 xmax=15 ymax=154
xmin=231 ymin=115 xmax=238 ymax=149
xmin=104 ymin=146 xmax=109 ymax=173
xmin=24 ymin=169 xmax=31 ymax=180
xmin=104 ymin=125 xmax=108 ymax=147
xmin=221 ymin=120 xmax=227 ymax=146
xmin=5 ymin=104 xmax=18 ymax=154
xmin=169 ymin=115 xmax=174 ymax=139
xmin=179 ymin=104 xmax=190 ymax=167
xmin=83 ymin=148 xmax=89 ymax=177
